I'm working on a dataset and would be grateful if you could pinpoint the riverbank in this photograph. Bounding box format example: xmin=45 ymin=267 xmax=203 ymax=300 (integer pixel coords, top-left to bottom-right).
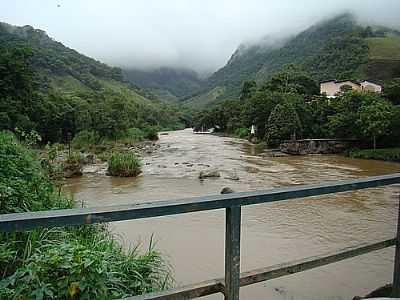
xmin=45 ymin=139 xmax=162 ymax=178
xmin=346 ymin=148 xmax=400 ymax=162
xmin=0 ymin=131 xmax=170 ymax=299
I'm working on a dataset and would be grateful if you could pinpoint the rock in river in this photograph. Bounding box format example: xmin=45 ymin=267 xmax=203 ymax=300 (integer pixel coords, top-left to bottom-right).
xmin=221 ymin=187 xmax=235 ymax=194
xmin=199 ymin=169 xmax=221 ymax=179
xmin=63 ymin=163 xmax=83 ymax=178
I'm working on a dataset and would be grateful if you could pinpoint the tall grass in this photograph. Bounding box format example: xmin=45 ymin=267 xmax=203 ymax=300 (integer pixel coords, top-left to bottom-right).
xmin=108 ymin=151 xmax=142 ymax=177
xmin=0 ymin=131 xmax=171 ymax=299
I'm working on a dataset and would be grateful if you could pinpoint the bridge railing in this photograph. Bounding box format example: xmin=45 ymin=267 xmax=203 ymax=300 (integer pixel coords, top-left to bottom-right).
xmin=1 ymin=174 xmax=400 ymax=299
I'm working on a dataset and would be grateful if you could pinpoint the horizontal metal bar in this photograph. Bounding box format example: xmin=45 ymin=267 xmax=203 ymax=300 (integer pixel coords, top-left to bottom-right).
xmin=125 ymin=238 xmax=396 ymax=300
xmin=125 ymin=279 xmax=224 ymax=300
xmin=240 ymin=238 xmax=396 ymax=286
xmin=1 ymin=174 xmax=399 ymax=232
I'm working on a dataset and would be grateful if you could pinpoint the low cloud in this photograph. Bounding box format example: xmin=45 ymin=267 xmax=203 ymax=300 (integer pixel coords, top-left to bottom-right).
xmin=1 ymin=0 xmax=399 ymax=74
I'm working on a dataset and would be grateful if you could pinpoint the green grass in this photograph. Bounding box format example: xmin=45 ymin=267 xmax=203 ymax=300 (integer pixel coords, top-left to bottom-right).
xmin=347 ymin=148 xmax=400 ymax=162
xmin=0 ymin=131 xmax=170 ymax=299
xmin=366 ymin=36 xmax=400 ymax=60
xmin=108 ymin=151 xmax=142 ymax=177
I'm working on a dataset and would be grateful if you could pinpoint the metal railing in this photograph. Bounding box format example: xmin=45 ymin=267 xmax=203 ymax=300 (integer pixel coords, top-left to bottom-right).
xmin=1 ymin=173 xmax=400 ymax=299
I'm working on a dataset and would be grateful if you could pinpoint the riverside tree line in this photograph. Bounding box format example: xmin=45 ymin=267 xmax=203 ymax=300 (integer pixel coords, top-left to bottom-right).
xmin=193 ymin=65 xmax=400 ymax=150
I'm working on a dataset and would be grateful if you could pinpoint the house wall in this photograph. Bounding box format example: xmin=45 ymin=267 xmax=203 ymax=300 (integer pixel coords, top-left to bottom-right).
xmin=320 ymin=81 xmax=339 ymax=97
xmin=360 ymin=81 xmax=382 ymax=92
xmin=320 ymin=81 xmax=361 ymax=97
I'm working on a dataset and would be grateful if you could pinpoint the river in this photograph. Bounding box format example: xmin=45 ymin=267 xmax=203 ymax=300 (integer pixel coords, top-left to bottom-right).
xmin=65 ymin=128 xmax=400 ymax=300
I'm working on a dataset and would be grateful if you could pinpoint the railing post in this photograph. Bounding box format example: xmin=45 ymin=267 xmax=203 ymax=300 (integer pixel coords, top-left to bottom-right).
xmin=224 ymin=205 xmax=241 ymax=300
xmin=393 ymin=195 xmax=400 ymax=297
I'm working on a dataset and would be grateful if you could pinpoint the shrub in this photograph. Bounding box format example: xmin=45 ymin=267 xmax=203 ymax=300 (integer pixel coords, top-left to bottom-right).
xmin=118 ymin=128 xmax=145 ymax=145
xmin=108 ymin=151 xmax=142 ymax=177
xmin=142 ymin=126 xmax=159 ymax=141
xmin=0 ymin=131 xmax=170 ymax=298
xmin=235 ymin=127 xmax=249 ymax=139
xmin=66 ymin=151 xmax=85 ymax=165
xmin=347 ymin=148 xmax=400 ymax=162
xmin=0 ymin=131 xmax=69 ymax=214
xmin=127 ymin=127 xmax=145 ymax=141
xmin=0 ymin=229 xmax=170 ymax=299
xmin=72 ymin=130 xmax=100 ymax=150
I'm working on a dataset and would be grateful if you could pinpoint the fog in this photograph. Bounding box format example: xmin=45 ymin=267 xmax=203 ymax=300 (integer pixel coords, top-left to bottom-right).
xmin=1 ymin=0 xmax=400 ymax=74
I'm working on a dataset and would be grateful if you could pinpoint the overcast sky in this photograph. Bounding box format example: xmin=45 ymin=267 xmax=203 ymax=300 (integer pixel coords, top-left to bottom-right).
xmin=1 ymin=0 xmax=400 ymax=73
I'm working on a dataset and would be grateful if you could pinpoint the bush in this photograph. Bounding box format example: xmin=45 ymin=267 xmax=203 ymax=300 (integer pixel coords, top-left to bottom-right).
xmin=142 ymin=126 xmax=159 ymax=141
xmin=0 ymin=131 xmax=69 ymax=214
xmin=0 ymin=229 xmax=170 ymax=299
xmin=72 ymin=130 xmax=100 ymax=150
xmin=118 ymin=128 xmax=145 ymax=145
xmin=108 ymin=151 xmax=142 ymax=177
xmin=66 ymin=151 xmax=85 ymax=165
xmin=0 ymin=131 xmax=170 ymax=298
xmin=347 ymin=148 xmax=400 ymax=162
xmin=234 ymin=127 xmax=249 ymax=139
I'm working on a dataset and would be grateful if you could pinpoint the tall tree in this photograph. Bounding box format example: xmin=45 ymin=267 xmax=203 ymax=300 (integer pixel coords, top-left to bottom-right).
xmin=265 ymin=102 xmax=302 ymax=146
xmin=359 ymin=100 xmax=394 ymax=149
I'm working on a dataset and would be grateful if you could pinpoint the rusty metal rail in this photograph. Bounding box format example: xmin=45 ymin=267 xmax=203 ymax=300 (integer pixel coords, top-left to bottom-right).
xmin=1 ymin=174 xmax=400 ymax=299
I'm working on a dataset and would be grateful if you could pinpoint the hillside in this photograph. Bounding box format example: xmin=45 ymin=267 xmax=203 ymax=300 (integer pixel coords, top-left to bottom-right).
xmin=123 ymin=67 xmax=203 ymax=102
xmin=0 ymin=22 xmax=186 ymax=141
xmin=185 ymin=14 xmax=400 ymax=108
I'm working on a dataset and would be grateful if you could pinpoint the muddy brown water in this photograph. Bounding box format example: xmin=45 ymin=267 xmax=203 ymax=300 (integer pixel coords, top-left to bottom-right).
xmin=65 ymin=128 xmax=400 ymax=300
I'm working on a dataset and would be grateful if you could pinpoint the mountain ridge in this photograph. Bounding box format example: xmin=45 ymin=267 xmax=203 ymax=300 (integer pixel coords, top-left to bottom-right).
xmin=184 ymin=13 xmax=400 ymax=108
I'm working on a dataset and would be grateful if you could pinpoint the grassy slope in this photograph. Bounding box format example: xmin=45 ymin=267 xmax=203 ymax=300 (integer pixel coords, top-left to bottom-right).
xmin=366 ymin=36 xmax=400 ymax=60
xmin=365 ymin=35 xmax=400 ymax=81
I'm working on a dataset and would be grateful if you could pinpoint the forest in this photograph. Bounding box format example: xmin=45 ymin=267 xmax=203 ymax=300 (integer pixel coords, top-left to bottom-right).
xmin=0 ymin=22 xmax=190 ymax=145
xmin=193 ymin=65 xmax=400 ymax=151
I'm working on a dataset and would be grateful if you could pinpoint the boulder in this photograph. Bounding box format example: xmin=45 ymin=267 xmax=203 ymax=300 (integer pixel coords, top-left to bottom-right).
xmin=199 ymin=169 xmax=221 ymax=179
xmin=63 ymin=163 xmax=83 ymax=178
xmin=83 ymin=153 xmax=96 ymax=164
xmin=280 ymin=139 xmax=354 ymax=155
xmin=221 ymin=187 xmax=235 ymax=194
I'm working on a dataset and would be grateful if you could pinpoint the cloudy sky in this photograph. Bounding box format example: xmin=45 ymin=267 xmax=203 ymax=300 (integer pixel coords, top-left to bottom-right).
xmin=1 ymin=0 xmax=400 ymax=73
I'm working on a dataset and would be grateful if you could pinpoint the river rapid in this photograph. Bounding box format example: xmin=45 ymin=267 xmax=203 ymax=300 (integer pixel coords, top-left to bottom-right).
xmin=65 ymin=128 xmax=400 ymax=300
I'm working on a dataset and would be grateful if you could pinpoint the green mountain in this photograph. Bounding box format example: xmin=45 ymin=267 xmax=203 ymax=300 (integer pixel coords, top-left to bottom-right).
xmin=0 ymin=22 xmax=185 ymax=141
xmin=184 ymin=13 xmax=400 ymax=108
xmin=123 ymin=67 xmax=203 ymax=102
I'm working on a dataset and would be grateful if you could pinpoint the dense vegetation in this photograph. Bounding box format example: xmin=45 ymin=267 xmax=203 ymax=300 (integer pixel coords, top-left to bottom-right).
xmin=193 ymin=66 xmax=400 ymax=149
xmin=347 ymin=148 xmax=400 ymax=162
xmin=0 ymin=131 xmax=170 ymax=299
xmin=0 ymin=22 xmax=188 ymax=144
xmin=185 ymin=13 xmax=400 ymax=107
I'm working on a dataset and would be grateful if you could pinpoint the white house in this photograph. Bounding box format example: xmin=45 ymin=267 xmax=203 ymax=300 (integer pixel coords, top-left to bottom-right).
xmin=320 ymin=79 xmax=382 ymax=98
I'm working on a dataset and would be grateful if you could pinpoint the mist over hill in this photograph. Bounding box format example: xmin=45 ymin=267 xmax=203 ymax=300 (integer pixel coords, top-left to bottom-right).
xmin=183 ymin=13 xmax=400 ymax=108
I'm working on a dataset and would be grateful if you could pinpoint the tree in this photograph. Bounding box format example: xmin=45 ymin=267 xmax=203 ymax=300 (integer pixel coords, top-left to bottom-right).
xmin=0 ymin=46 xmax=37 ymax=131
xmin=265 ymin=102 xmax=302 ymax=146
xmin=359 ymin=100 xmax=394 ymax=149
xmin=239 ymin=80 xmax=256 ymax=101
xmin=384 ymin=79 xmax=400 ymax=105
xmin=261 ymin=64 xmax=319 ymax=97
